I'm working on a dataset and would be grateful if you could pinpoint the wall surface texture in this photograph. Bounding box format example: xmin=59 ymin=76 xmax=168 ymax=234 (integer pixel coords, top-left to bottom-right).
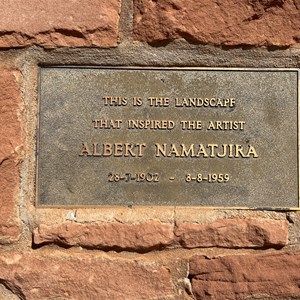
xmin=0 ymin=0 xmax=300 ymax=299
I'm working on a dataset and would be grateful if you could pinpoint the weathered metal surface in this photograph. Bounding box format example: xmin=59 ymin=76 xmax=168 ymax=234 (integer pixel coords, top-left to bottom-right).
xmin=37 ymin=67 xmax=299 ymax=207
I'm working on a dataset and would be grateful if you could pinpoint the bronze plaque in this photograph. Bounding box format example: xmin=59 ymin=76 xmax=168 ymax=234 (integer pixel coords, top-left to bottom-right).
xmin=37 ymin=67 xmax=299 ymax=208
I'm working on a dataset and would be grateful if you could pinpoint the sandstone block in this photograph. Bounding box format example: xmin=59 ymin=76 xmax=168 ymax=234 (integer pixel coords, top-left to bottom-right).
xmin=175 ymin=218 xmax=288 ymax=248
xmin=0 ymin=70 xmax=22 ymax=243
xmin=0 ymin=0 xmax=120 ymax=48
xmin=190 ymin=252 xmax=300 ymax=299
xmin=0 ymin=251 xmax=174 ymax=300
xmin=133 ymin=0 xmax=300 ymax=47
xmin=34 ymin=220 xmax=174 ymax=251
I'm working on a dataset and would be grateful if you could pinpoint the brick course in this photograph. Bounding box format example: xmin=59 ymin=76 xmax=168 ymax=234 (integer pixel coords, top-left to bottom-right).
xmin=33 ymin=218 xmax=288 ymax=251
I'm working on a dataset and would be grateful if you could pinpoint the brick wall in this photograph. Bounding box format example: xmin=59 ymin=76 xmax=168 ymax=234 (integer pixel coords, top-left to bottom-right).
xmin=0 ymin=0 xmax=300 ymax=299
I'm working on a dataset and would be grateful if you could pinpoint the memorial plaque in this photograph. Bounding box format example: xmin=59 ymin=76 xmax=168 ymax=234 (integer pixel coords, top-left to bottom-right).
xmin=37 ymin=67 xmax=299 ymax=208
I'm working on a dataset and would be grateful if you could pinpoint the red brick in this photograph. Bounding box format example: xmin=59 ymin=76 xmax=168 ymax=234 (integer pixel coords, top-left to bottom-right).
xmin=190 ymin=252 xmax=300 ymax=299
xmin=0 ymin=70 xmax=22 ymax=243
xmin=34 ymin=220 xmax=174 ymax=251
xmin=133 ymin=0 xmax=300 ymax=47
xmin=0 ymin=0 xmax=120 ymax=48
xmin=175 ymin=218 xmax=288 ymax=248
xmin=0 ymin=251 xmax=174 ymax=300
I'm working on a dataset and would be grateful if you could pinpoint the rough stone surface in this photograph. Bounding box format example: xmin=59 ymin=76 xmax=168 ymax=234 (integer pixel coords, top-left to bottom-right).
xmin=0 ymin=251 xmax=174 ymax=300
xmin=0 ymin=0 xmax=120 ymax=48
xmin=0 ymin=70 xmax=22 ymax=243
xmin=286 ymin=211 xmax=300 ymax=246
xmin=34 ymin=218 xmax=288 ymax=251
xmin=190 ymin=252 xmax=300 ymax=299
xmin=34 ymin=221 xmax=174 ymax=251
xmin=0 ymin=284 xmax=19 ymax=300
xmin=175 ymin=218 xmax=288 ymax=248
xmin=133 ymin=0 xmax=300 ymax=47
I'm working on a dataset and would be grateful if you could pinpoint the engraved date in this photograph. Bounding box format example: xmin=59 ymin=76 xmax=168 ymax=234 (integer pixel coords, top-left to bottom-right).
xmin=108 ymin=172 xmax=160 ymax=182
xmin=185 ymin=173 xmax=229 ymax=183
